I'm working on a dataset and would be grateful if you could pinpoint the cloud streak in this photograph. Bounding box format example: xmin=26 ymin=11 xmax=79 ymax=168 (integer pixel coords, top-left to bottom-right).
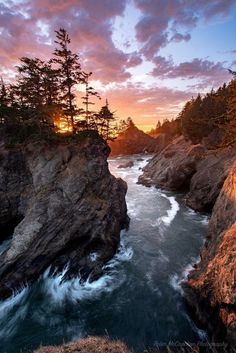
xmin=151 ymin=56 xmax=228 ymax=87
xmin=134 ymin=0 xmax=236 ymax=59
xmin=0 ymin=0 xmax=235 ymax=128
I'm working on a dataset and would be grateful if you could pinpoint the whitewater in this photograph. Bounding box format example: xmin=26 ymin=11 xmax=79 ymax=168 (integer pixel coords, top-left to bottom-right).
xmin=0 ymin=155 xmax=209 ymax=353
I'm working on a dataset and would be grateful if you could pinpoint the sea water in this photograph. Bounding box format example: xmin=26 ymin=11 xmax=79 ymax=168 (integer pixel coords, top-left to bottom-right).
xmin=0 ymin=155 xmax=209 ymax=353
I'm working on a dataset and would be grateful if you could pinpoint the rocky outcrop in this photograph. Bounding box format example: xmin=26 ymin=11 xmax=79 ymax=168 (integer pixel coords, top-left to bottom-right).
xmin=138 ymin=136 xmax=206 ymax=191
xmin=109 ymin=124 xmax=170 ymax=156
xmin=183 ymin=162 xmax=236 ymax=342
xmin=139 ymin=136 xmax=236 ymax=212
xmin=0 ymin=137 xmax=128 ymax=299
xmin=186 ymin=147 xmax=236 ymax=211
xmin=34 ymin=336 xmax=131 ymax=353
xmin=139 ymin=135 xmax=236 ymax=340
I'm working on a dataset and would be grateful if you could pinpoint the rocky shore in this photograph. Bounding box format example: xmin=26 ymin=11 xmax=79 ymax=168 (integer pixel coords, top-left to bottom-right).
xmin=0 ymin=136 xmax=128 ymax=299
xmin=184 ymin=161 xmax=236 ymax=342
xmin=139 ymin=135 xmax=236 ymax=342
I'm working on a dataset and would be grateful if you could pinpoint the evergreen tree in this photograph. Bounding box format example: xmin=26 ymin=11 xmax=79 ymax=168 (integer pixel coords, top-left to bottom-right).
xmin=0 ymin=78 xmax=10 ymax=124
xmin=11 ymin=57 xmax=60 ymax=126
xmin=223 ymin=70 xmax=236 ymax=144
xmin=95 ymin=100 xmax=116 ymax=140
xmin=81 ymin=71 xmax=101 ymax=129
xmin=52 ymin=28 xmax=84 ymax=131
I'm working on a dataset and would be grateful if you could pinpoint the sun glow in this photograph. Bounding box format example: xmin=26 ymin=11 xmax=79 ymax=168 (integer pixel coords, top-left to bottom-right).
xmin=54 ymin=117 xmax=72 ymax=134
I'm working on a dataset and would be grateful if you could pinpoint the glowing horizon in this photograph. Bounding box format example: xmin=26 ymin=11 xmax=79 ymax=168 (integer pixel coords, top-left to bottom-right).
xmin=0 ymin=0 xmax=236 ymax=131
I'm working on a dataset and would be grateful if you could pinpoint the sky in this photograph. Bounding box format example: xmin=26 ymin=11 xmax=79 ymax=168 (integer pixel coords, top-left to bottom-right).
xmin=0 ymin=0 xmax=236 ymax=131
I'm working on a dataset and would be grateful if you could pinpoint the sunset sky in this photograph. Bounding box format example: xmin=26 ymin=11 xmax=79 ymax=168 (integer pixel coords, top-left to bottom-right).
xmin=1 ymin=0 xmax=236 ymax=131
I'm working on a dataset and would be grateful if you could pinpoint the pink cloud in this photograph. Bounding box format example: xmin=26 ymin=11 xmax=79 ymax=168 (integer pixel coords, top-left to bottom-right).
xmin=133 ymin=0 xmax=236 ymax=59
xmin=170 ymin=32 xmax=191 ymax=43
xmin=0 ymin=0 xmax=135 ymax=83
xmin=100 ymin=82 xmax=193 ymax=128
xmin=151 ymin=56 xmax=229 ymax=87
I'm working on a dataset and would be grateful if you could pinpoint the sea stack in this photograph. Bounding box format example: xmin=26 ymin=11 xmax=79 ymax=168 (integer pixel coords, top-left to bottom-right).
xmin=0 ymin=136 xmax=129 ymax=299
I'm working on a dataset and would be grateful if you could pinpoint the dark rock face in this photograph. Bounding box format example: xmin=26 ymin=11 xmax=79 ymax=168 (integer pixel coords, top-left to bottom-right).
xmin=0 ymin=148 xmax=32 ymax=233
xmin=184 ymin=162 xmax=236 ymax=342
xmin=139 ymin=136 xmax=236 ymax=212
xmin=186 ymin=147 xmax=236 ymax=212
xmin=0 ymin=138 xmax=128 ymax=299
xmin=109 ymin=124 xmax=170 ymax=155
xmin=139 ymin=135 xmax=236 ymax=341
xmin=118 ymin=161 xmax=134 ymax=169
xmin=138 ymin=136 xmax=206 ymax=191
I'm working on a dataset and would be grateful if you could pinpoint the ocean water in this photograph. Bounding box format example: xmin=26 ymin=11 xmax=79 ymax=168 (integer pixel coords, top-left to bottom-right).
xmin=0 ymin=155 xmax=209 ymax=353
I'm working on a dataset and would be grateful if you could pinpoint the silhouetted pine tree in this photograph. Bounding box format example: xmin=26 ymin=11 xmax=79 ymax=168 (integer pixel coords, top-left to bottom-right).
xmin=95 ymin=100 xmax=116 ymax=140
xmin=81 ymin=71 xmax=101 ymax=129
xmin=223 ymin=70 xmax=236 ymax=145
xmin=0 ymin=77 xmax=10 ymax=124
xmin=52 ymin=28 xmax=84 ymax=131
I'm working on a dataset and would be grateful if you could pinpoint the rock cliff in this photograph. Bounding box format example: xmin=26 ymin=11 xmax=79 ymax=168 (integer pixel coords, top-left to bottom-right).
xmin=139 ymin=136 xmax=236 ymax=341
xmin=184 ymin=162 xmax=236 ymax=342
xmin=139 ymin=136 xmax=236 ymax=212
xmin=138 ymin=136 xmax=203 ymax=190
xmin=0 ymin=137 xmax=128 ymax=299
xmin=109 ymin=124 xmax=170 ymax=155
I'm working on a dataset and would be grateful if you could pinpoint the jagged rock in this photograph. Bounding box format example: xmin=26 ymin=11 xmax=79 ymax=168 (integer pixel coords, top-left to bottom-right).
xmin=138 ymin=134 xmax=236 ymax=340
xmin=139 ymin=136 xmax=236 ymax=212
xmin=34 ymin=336 xmax=131 ymax=353
xmin=186 ymin=146 xmax=236 ymax=211
xmin=138 ymin=136 xmax=206 ymax=191
xmin=118 ymin=161 xmax=134 ymax=169
xmin=0 ymin=137 xmax=128 ymax=299
xmin=183 ymin=161 xmax=236 ymax=342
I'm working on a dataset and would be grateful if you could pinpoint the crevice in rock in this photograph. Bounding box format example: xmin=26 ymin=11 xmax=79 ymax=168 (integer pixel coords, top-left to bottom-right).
xmin=0 ymin=215 xmax=24 ymax=243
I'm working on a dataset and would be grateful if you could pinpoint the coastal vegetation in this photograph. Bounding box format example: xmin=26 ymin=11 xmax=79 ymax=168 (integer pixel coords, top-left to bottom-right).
xmin=0 ymin=28 xmax=117 ymax=143
xmin=148 ymin=70 xmax=236 ymax=147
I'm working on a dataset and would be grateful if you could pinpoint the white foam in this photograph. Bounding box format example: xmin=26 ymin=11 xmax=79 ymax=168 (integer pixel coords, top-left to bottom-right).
xmin=89 ymin=252 xmax=98 ymax=262
xmin=169 ymin=274 xmax=183 ymax=294
xmin=0 ymin=286 xmax=29 ymax=319
xmin=160 ymin=195 xmax=180 ymax=226
xmin=43 ymin=234 xmax=133 ymax=305
xmin=44 ymin=267 xmax=112 ymax=304
xmin=0 ymin=287 xmax=29 ymax=339
xmin=185 ymin=208 xmax=209 ymax=226
xmin=200 ymin=216 xmax=209 ymax=225
xmin=169 ymin=256 xmax=200 ymax=294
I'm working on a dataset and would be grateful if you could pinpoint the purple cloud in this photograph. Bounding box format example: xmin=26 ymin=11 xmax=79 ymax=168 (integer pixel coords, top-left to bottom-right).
xmin=0 ymin=0 xmax=135 ymax=83
xmin=151 ymin=56 xmax=229 ymax=87
xmin=133 ymin=0 xmax=236 ymax=59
